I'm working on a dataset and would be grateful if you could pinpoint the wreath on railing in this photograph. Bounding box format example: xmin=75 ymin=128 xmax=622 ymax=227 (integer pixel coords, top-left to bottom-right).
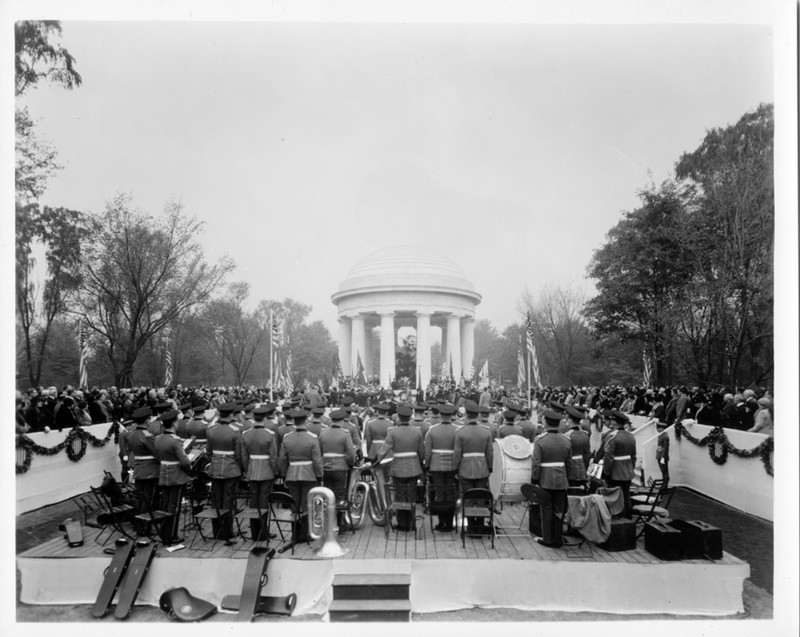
xmin=674 ymin=421 xmax=773 ymax=477
xmin=16 ymin=421 xmax=122 ymax=474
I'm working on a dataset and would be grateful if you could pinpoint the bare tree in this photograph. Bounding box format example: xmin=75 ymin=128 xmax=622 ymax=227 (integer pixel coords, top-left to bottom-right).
xmin=76 ymin=194 xmax=234 ymax=386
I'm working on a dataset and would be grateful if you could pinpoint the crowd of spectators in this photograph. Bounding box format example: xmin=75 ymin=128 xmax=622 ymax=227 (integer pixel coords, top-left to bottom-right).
xmin=15 ymin=380 xmax=773 ymax=438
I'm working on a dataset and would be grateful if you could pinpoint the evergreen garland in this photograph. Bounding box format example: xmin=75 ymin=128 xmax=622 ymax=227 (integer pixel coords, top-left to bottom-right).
xmin=16 ymin=421 xmax=122 ymax=474
xmin=674 ymin=421 xmax=773 ymax=476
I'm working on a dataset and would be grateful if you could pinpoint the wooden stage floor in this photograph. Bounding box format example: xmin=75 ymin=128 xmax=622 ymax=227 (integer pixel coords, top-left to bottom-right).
xmin=20 ymin=499 xmax=746 ymax=568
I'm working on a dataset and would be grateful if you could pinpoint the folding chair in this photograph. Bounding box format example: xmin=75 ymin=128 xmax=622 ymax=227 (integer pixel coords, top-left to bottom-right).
xmin=189 ymin=492 xmax=232 ymax=551
xmin=72 ymin=491 xmax=103 ymax=530
xmin=631 ymin=478 xmax=664 ymax=507
xmin=90 ymin=486 xmax=134 ymax=545
xmin=633 ymin=486 xmax=675 ymax=537
xmin=384 ymin=482 xmax=423 ymax=541
xmin=133 ymin=503 xmax=172 ymax=541
xmin=267 ymin=491 xmax=300 ymax=554
xmin=235 ymin=482 xmax=271 ymax=549
xmin=460 ymin=488 xmax=495 ymax=549
xmin=426 ymin=473 xmax=457 ymax=540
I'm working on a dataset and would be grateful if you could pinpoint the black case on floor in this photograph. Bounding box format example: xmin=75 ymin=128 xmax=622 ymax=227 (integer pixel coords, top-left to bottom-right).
xmin=644 ymin=520 xmax=684 ymax=560
xmin=667 ymin=519 xmax=723 ymax=559
xmin=597 ymin=517 xmax=636 ymax=551
xmin=528 ymin=503 xmax=542 ymax=536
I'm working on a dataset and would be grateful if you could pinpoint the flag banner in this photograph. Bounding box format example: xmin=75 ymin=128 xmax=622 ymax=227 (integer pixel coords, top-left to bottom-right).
xmin=440 ymin=359 xmax=448 ymax=379
xmin=525 ymin=311 xmax=542 ymax=388
xmin=466 ymin=362 xmax=475 ymax=381
xmin=333 ymin=351 xmax=344 ymax=381
xmin=78 ymin=321 xmax=88 ymax=388
xmin=643 ymin=345 xmax=653 ymax=388
xmin=270 ymin=310 xmax=281 ymax=348
xmin=164 ymin=339 xmax=173 ymax=387
xmin=517 ymin=335 xmax=526 ymax=387
xmin=356 ymin=352 xmax=367 ymax=385
xmin=479 ymin=360 xmax=489 ymax=383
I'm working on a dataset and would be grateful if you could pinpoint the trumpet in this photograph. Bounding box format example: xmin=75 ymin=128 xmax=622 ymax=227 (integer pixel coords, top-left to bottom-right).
xmin=307 ymin=486 xmax=348 ymax=558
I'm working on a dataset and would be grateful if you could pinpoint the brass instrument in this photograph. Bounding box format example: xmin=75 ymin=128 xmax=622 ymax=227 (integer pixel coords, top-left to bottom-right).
xmin=307 ymin=486 xmax=348 ymax=558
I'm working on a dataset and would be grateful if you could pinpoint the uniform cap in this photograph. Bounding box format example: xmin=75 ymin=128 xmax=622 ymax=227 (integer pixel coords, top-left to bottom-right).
xmin=413 ymin=403 xmax=427 ymax=412
xmin=396 ymin=404 xmax=413 ymax=418
xmin=608 ymin=410 xmax=631 ymax=425
xmin=132 ymin=406 xmax=152 ymax=420
xmin=217 ymin=402 xmax=237 ymax=414
xmin=312 ymin=406 xmax=326 ymax=415
xmin=159 ymin=409 xmax=179 ymax=423
xmin=342 ymin=396 xmax=355 ymax=406
xmin=154 ymin=402 xmax=172 ymax=412
xmin=438 ymin=404 xmax=456 ymax=416
xmin=253 ymin=405 xmax=271 ymax=415
xmin=503 ymin=410 xmax=518 ymax=421
xmin=330 ymin=409 xmax=347 ymax=421
xmin=464 ymin=401 xmax=480 ymax=415
xmin=542 ymin=410 xmax=563 ymax=429
xmin=478 ymin=405 xmax=491 ymax=415
xmin=565 ymin=406 xmax=584 ymax=423
xmin=375 ymin=402 xmax=390 ymax=412
xmin=179 ymin=402 xmax=192 ymax=411
xmin=192 ymin=404 xmax=207 ymax=414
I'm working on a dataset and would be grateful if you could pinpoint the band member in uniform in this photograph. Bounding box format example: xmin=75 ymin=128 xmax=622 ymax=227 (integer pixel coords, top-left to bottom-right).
xmin=259 ymin=402 xmax=280 ymax=435
xmin=602 ymin=410 xmax=637 ymax=517
xmin=242 ymin=406 xmax=279 ymax=541
xmin=477 ymin=405 xmax=497 ymax=439
xmin=453 ymin=401 xmax=494 ymax=533
xmin=205 ymin=402 xmax=244 ymax=544
xmin=318 ymin=409 xmax=356 ymax=526
xmin=564 ymin=406 xmax=591 ymax=490
xmin=339 ymin=407 xmax=363 ymax=462
xmin=498 ymin=410 xmax=524 ymax=438
xmin=278 ymin=409 xmax=323 ymax=541
xmin=424 ymin=403 xmax=458 ymax=530
xmin=184 ymin=404 xmax=209 ymax=446
xmin=655 ymin=420 xmax=670 ymax=488
xmin=411 ymin=403 xmax=431 ymax=441
xmin=376 ymin=404 xmax=423 ymax=531
xmin=531 ymin=410 xmax=572 ymax=548
xmin=516 ymin=407 xmax=537 ymax=442
xmin=275 ymin=407 xmax=297 ymax=456
xmin=365 ymin=402 xmax=392 ymax=481
xmin=126 ymin=406 xmax=160 ymax=530
xmin=306 ymin=406 xmax=327 ymax=437
xmin=154 ymin=410 xmax=192 ymax=545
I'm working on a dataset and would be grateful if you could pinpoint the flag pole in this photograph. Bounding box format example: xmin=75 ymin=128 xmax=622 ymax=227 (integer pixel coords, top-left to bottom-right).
xmin=527 ymin=332 xmax=532 ymax=409
xmin=269 ymin=309 xmax=274 ymax=403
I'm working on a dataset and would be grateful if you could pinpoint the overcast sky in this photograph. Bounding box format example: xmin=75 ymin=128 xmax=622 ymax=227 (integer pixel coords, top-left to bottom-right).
xmin=16 ymin=14 xmax=776 ymax=338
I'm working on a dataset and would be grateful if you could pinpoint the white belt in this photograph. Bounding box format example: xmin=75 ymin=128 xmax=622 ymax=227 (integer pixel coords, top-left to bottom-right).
xmin=432 ymin=449 xmax=454 ymax=454
xmin=135 ymin=455 xmax=155 ymax=461
xmin=290 ymin=461 xmax=313 ymax=466
xmin=160 ymin=460 xmax=179 ymax=466
xmin=614 ymin=455 xmax=632 ymax=460
xmin=195 ymin=438 xmax=207 ymax=443
xmin=249 ymin=454 xmax=269 ymax=459
xmin=213 ymin=450 xmax=234 ymax=456
xmin=393 ymin=452 xmax=417 ymax=458
xmin=463 ymin=453 xmax=484 ymax=458
xmin=571 ymin=455 xmax=583 ymax=460
xmin=323 ymin=453 xmax=345 ymax=457
xmin=372 ymin=439 xmax=385 ymax=444
xmin=540 ymin=462 xmax=564 ymax=467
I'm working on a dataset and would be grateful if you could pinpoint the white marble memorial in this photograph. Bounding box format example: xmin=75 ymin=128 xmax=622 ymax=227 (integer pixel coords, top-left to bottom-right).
xmin=331 ymin=245 xmax=482 ymax=388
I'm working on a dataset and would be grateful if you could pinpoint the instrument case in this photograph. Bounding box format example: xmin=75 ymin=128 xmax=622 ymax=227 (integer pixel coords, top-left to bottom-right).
xmin=667 ymin=519 xmax=722 ymax=560
xmin=644 ymin=520 xmax=684 ymax=560
xmin=597 ymin=517 xmax=636 ymax=551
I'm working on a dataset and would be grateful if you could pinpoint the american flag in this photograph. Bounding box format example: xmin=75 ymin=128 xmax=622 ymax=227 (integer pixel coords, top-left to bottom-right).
xmin=78 ymin=321 xmax=88 ymax=388
xmin=479 ymin=360 xmax=489 ymax=384
xmin=284 ymin=347 xmax=293 ymax=390
xmin=164 ymin=338 xmax=173 ymax=387
xmin=525 ymin=311 xmax=542 ymax=388
xmin=466 ymin=362 xmax=475 ymax=381
xmin=643 ymin=345 xmax=653 ymax=388
xmin=333 ymin=351 xmax=344 ymax=381
xmin=355 ymin=352 xmax=367 ymax=385
xmin=517 ymin=335 xmax=526 ymax=387
xmin=270 ymin=310 xmax=281 ymax=347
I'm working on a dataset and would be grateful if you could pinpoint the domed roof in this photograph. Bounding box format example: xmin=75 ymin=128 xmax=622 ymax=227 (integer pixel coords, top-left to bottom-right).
xmin=332 ymin=245 xmax=481 ymax=305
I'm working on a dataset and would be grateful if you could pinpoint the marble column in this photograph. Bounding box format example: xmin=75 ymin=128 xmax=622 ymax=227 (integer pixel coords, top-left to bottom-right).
xmin=350 ymin=315 xmax=366 ymax=380
xmin=415 ymin=312 xmax=432 ymax=390
xmin=364 ymin=323 xmax=374 ymax=379
xmin=461 ymin=317 xmax=475 ymax=380
xmin=379 ymin=312 xmax=395 ymax=388
xmin=446 ymin=314 xmax=462 ymax=380
xmin=338 ymin=317 xmax=351 ymax=376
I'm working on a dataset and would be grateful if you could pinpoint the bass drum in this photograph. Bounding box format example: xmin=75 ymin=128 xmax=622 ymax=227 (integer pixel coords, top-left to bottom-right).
xmin=489 ymin=434 xmax=532 ymax=502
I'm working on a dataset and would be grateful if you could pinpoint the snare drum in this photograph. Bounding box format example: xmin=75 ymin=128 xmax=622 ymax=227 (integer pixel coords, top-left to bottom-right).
xmin=489 ymin=435 xmax=533 ymax=502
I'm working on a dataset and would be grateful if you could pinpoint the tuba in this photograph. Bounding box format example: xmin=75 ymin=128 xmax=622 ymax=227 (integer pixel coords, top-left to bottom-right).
xmin=307 ymin=486 xmax=348 ymax=558
xmin=343 ymin=465 xmax=371 ymax=530
xmin=367 ymin=463 xmax=388 ymax=526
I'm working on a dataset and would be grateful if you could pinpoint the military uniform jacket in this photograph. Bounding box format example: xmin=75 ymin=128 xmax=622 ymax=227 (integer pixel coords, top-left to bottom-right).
xmin=567 ymin=427 xmax=591 ymax=481
xmin=174 ymin=418 xmax=190 ymax=439
xmin=318 ymin=425 xmax=356 ymax=471
xmin=602 ymin=429 xmax=636 ymax=480
xmin=341 ymin=419 xmax=362 ymax=450
xmin=480 ymin=419 xmax=498 ymax=440
xmin=147 ymin=417 xmax=162 ymax=437
xmin=498 ymin=423 xmax=524 ymax=439
xmin=412 ymin=418 xmax=430 ymax=441
xmin=378 ymin=424 xmax=423 ymax=478
xmin=424 ymin=422 xmax=457 ymax=472
xmin=242 ymin=425 xmax=279 ymax=481
xmin=532 ymin=431 xmax=571 ymax=489
xmin=184 ymin=417 xmax=208 ymax=447
xmin=276 ymin=424 xmax=295 ymax=455
xmin=154 ymin=432 xmax=192 ymax=486
xmin=365 ymin=416 xmax=392 ymax=459
xmin=306 ymin=419 xmax=327 ymax=438
xmin=205 ymin=420 xmax=244 ymax=479
xmin=127 ymin=426 xmax=159 ymax=480
xmin=278 ymin=428 xmax=323 ymax=482
xmin=453 ymin=421 xmax=493 ymax=479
